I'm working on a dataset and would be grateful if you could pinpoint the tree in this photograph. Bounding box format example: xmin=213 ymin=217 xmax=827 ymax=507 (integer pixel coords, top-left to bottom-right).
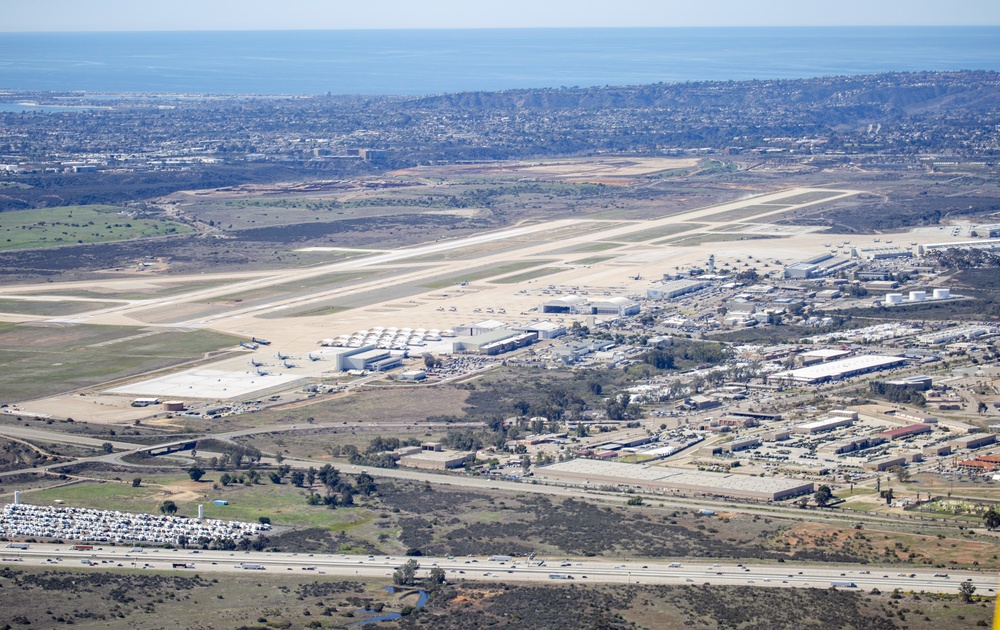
xmin=187 ymin=466 xmax=206 ymax=482
xmin=220 ymin=473 xmax=232 ymax=486
xmin=101 ymin=442 xmax=114 ymax=454
xmin=290 ymin=471 xmax=305 ymax=487
xmin=626 ymin=496 xmax=644 ymax=506
xmin=258 ymin=516 xmax=271 ymax=525
xmin=393 ymin=558 xmax=420 ymax=586
xmin=892 ymin=465 xmax=910 ymax=483
xmin=880 ymin=488 xmax=895 ymax=505
xmin=959 ymin=580 xmax=976 ymax=603
xmin=177 ymin=535 xmax=188 ymax=549
xmin=159 ymin=500 xmax=178 ymax=515
xmin=983 ymin=507 xmax=1000 ymax=531
xmin=355 ymin=470 xmax=377 ymax=496
xmin=428 ymin=566 xmax=446 ymax=586
xmin=268 ymin=472 xmax=282 ymax=484
xmin=814 ymin=485 xmax=834 ymax=507
xmin=131 ymin=477 xmax=142 ymax=488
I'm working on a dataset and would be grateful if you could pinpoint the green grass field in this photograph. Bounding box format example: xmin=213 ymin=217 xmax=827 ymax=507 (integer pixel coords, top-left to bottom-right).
xmin=705 ymin=204 xmax=793 ymax=223
xmin=203 ymin=270 xmax=377 ymax=304
xmin=490 ymin=267 xmax=565 ymax=284
xmin=0 ymin=299 xmax=118 ymax=317
xmin=615 ymin=222 xmax=707 ymax=242
xmin=570 ymin=256 xmax=616 ymax=265
xmin=28 ymin=474 xmax=375 ymax=531
xmin=661 ymin=232 xmax=783 ymax=247
xmin=551 ymin=241 xmax=623 ymax=254
xmin=422 ymin=261 xmax=555 ymax=289
xmin=0 ymin=323 xmax=242 ymax=400
xmin=0 ymin=205 xmax=191 ymax=251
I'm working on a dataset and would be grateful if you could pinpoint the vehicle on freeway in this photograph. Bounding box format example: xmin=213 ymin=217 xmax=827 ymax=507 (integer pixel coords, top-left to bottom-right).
xmin=549 ymin=574 xmax=574 ymax=580
xmin=831 ymin=581 xmax=857 ymax=588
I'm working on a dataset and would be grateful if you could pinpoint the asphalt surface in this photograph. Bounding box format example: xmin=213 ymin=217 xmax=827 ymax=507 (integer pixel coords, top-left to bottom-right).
xmin=1 ymin=543 xmax=993 ymax=596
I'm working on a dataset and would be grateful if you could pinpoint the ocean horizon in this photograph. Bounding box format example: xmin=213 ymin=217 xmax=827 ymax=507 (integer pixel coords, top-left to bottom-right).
xmin=1 ymin=26 xmax=999 ymax=96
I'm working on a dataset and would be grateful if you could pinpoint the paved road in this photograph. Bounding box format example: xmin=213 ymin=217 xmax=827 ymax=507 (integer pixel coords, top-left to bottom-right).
xmin=0 ymin=424 xmax=144 ymax=450
xmin=1 ymin=544 xmax=991 ymax=596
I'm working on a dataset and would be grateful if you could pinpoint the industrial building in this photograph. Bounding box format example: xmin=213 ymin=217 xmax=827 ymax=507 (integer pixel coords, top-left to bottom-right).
xmin=541 ymin=295 xmax=590 ymax=314
xmin=793 ymin=416 xmax=855 ymax=434
xmin=700 ymin=437 xmax=761 ymax=455
xmin=453 ymin=319 xmax=508 ymax=336
xmin=451 ymin=329 xmax=537 ymax=355
xmin=885 ymin=376 xmax=933 ymax=391
xmin=923 ymin=443 xmax=952 ymax=457
xmin=798 ymin=348 xmax=852 ymax=364
xmin=818 ymin=435 xmax=886 ymax=455
xmin=856 ymin=246 xmax=913 ymax=260
xmin=343 ymin=349 xmax=402 ymax=372
xmin=880 ymin=424 xmax=933 ymax=441
xmin=920 ymin=239 xmax=1000 ymax=253
xmin=916 ymin=324 xmax=997 ymax=345
xmin=398 ymin=370 xmax=427 ymax=381
xmin=863 ymin=456 xmax=908 ymax=472
xmin=648 ymin=279 xmax=710 ymax=299
xmin=588 ymin=297 xmax=641 ymax=317
xmin=535 ymin=459 xmax=813 ymax=501
xmin=397 ymin=443 xmax=475 ymax=470
xmin=772 ymin=355 xmax=907 ymax=384
xmin=541 ymin=295 xmax=640 ymax=317
xmin=782 ymin=253 xmax=853 ymax=279
xmin=949 ymin=434 xmax=997 ymax=451
xmin=515 ymin=321 xmax=566 ymax=339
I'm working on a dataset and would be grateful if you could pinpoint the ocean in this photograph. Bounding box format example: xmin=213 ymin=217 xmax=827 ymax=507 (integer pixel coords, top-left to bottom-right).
xmin=0 ymin=27 xmax=998 ymax=96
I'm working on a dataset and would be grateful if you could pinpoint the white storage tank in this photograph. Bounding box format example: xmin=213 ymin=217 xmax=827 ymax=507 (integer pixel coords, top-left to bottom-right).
xmin=932 ymin=288 xmax=950 ymax=299
xmin=885 ymin=293 xmax=904 ymax=305
xmin=909 ymin=290 xmax=927 ymax=302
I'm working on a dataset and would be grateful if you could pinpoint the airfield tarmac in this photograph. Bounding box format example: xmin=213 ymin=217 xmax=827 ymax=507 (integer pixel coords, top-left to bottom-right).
xmin=0 ymin=185 xmax=922 ymax=414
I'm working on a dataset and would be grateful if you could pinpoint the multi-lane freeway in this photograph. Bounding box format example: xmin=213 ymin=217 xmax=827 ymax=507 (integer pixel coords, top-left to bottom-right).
xmin=1 ymin=543 xmax=994 ymax=596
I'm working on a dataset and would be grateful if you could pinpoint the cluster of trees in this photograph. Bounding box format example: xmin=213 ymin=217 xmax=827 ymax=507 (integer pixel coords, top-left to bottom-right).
xmin=640 ymin=340 xmax=730 ymax=373
xmin=302 ymin=464 xmax=377 ymax=509
xmin=930 ymin=248 xmax=1000 ymax=271
xmin=392 ymin=558 xmax=445 ymax=588
xmin=194 ymin=440 xmax=262 ymax=470
xmin=339 ymin=436 xmax=424 ymax=469
xmin=868 ymin=381 xmax=926 ymax=407
xmin=218 ymin=470 xmax=265 ymax=486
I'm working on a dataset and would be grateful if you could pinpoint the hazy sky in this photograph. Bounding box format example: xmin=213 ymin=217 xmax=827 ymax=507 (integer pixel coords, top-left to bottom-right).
xmin=4 ymin=0 xmax=999 ymax=32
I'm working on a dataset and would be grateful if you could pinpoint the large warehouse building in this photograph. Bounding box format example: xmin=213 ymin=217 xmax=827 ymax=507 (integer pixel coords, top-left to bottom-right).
xmin=535 ymin=459 xmax=813 ymax=501
xmin=772 ymin=355 xmax=907 ymax=384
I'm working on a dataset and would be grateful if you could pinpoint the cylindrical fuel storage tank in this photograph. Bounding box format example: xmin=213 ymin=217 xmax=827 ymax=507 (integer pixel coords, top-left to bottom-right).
xmin=885 ymin=293 xmax=904 ymax=305
xmin=909 ymin=291 xmax=926 ymax=302
xmin=933 ymin=288 xmax=950 ymax=299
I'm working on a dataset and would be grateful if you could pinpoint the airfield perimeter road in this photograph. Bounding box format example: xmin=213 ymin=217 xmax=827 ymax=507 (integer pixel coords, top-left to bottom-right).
xmin=1 ymin=544 xmax=993 ymax=596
